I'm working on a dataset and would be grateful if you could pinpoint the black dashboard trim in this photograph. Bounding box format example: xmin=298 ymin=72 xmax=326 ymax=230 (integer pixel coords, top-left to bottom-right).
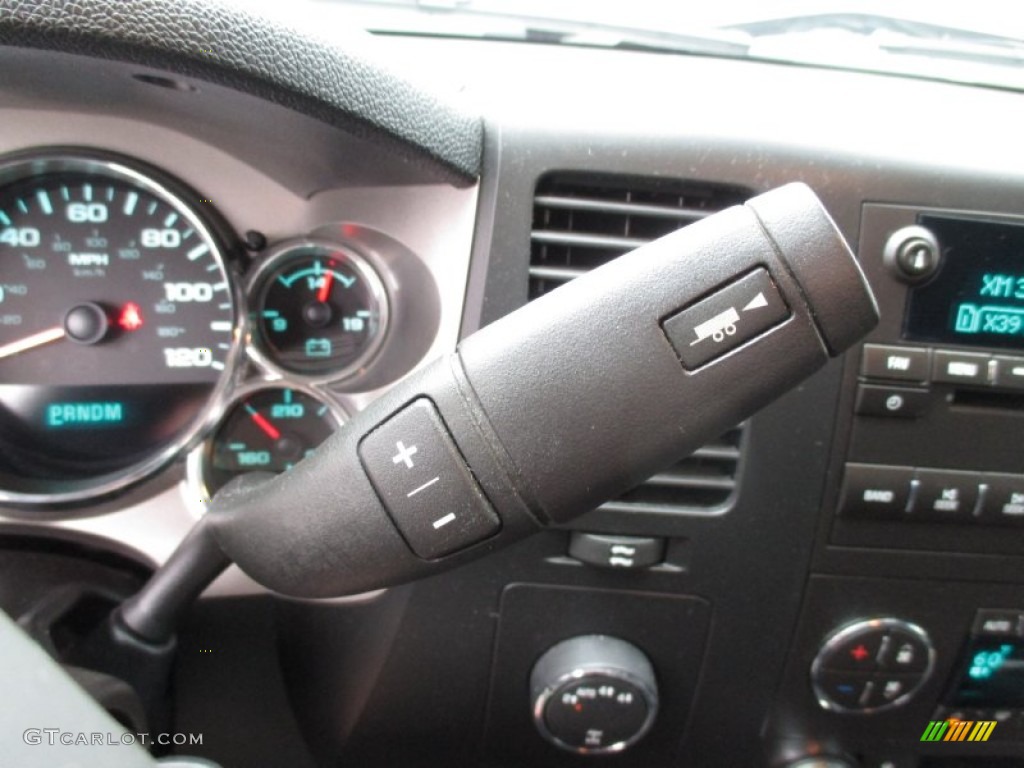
xmin=0 ymin=0 xmax=482 ymax=182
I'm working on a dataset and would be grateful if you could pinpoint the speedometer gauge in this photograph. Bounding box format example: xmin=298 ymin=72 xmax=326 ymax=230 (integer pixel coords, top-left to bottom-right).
xmin=0 ymin=153 xmax=240 ymax=505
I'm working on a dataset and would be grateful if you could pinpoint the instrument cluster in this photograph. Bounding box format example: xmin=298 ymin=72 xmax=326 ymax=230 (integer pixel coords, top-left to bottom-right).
xmin=0 ymin=149 xmax=396 ymax=509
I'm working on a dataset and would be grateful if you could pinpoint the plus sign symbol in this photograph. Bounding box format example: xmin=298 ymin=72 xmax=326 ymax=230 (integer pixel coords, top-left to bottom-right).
xmin=392 ymin=441 xmax=418 ymax=469
xmin=850 ymin=644 xmax=870 ymax=662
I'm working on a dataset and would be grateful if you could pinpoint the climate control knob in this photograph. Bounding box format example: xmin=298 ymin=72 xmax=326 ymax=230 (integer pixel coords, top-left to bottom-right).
xmin=530 ymin=635 xmax=658 ymax=755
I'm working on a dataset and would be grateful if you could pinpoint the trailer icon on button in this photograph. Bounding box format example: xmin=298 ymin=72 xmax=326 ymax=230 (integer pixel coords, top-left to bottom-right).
xmin=689 ymin=291 xmax=774 ymax=347
xmin=689 ymin=307 xmax=739 ymax=346
xmin=663 ymin=269 xmax=790 ymax=369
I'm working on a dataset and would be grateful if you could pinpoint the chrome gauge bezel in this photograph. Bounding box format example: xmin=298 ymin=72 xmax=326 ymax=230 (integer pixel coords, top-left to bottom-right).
xmin=0 ymin=151 xmax=245 ymax=507
xmin=185 ymin=380 xmax=347 ymax=511
xmin=245 ymin=238 xmax=391 ymax=386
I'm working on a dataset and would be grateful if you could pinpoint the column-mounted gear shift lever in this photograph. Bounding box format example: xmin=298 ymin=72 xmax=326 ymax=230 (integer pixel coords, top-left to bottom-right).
xmin=117 ymin=182 xmax=878 ymax=644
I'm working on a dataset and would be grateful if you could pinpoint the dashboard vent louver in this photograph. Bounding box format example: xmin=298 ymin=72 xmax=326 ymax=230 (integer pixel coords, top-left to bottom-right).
xmin=530 ymin=173 xmax=751 ymax=300
xmin=529 ymin=173 xmax=751 ymax=512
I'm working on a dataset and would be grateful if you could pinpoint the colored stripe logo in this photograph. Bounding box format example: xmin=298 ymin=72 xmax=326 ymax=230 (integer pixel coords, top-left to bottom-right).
xmin=921 ymin=720 xmax=997 ymax=742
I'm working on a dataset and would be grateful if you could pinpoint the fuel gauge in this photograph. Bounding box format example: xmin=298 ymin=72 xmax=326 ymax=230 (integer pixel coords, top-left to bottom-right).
xmin=195 ymin=386 xmax=344 ymax=497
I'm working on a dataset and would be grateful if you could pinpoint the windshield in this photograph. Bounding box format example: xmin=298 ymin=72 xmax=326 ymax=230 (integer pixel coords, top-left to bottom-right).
xmin=238 ymin=0 xmax=1024 ymax=92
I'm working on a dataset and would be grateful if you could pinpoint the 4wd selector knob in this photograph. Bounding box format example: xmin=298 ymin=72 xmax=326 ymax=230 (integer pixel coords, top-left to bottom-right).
xmin=530 ymin=635 xmax=658 ymax=755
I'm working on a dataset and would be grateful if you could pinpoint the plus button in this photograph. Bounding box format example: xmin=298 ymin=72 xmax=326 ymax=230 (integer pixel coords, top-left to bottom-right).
xmin=392 ymin=441 xmax=418 ymax=469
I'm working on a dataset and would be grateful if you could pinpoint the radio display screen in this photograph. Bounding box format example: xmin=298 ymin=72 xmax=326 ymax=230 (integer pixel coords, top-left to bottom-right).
xmin=949 ymin=636 xmax=1024 ymax=708
xmin=904 ymin=215 xmax=1024 ymax=351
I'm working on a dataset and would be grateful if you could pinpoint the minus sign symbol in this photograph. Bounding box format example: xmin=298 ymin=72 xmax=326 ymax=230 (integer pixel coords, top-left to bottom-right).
xmin=432 ymin=513 xmax=456 ymax=530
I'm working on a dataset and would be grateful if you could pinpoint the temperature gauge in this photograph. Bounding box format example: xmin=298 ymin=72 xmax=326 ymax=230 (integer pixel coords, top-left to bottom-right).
xmin=194 ymin=386 xmax=344 ymax=497
xmin=251 ymin=241 xmax=388 ymax=380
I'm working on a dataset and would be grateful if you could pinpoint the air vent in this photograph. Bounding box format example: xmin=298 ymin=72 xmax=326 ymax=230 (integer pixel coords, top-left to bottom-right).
xmin=530 ymin=173 xmax=751 ymax=301
xmin=529 ymin=173 xmax=751 ymax=512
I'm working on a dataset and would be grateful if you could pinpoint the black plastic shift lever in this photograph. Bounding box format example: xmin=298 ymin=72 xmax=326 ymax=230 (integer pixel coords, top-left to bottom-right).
xmin=119 ymin=182 xmax=877 ymax=642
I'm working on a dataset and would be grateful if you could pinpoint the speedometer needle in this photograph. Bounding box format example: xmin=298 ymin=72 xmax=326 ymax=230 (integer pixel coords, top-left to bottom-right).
xmin=0 ymin=326 xmax=66 ymax=360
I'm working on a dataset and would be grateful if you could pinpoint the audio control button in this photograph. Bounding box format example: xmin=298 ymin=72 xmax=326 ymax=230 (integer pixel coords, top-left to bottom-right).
xmin=981 ymin=474 xmax=1024 ymax=525
xmin=839 ymin=464 xmax=912 ymax=519
xmin=860 ymin=344 xmax=929 ymax=383
xmin=855 ymin=384 xmax=930 ymax=419
xmin=912 ymin=469 xmax=981 ymax=521
xmin=933 ymin=350 xmax=991 ymax=386
xmin=992 ymin=356 xmax=1024 ymax=391
xmin=884 ymin=226 xmax=941 ymax=283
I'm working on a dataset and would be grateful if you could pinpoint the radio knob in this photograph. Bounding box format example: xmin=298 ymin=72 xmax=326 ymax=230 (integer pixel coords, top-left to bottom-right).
xmin=530 ymin=635 xmax=658 ymax=754
xmin=884 ymin=225 xmax=941 ymax=283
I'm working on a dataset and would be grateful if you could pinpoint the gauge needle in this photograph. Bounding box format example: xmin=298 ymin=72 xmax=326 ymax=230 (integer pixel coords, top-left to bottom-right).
xmin=0 ymin=326 xmax=66 ymax=360
xmin=244 ymin=403 xmax=281 ymax=441
xmin=317 ymin=269 xmax=335 ymax=303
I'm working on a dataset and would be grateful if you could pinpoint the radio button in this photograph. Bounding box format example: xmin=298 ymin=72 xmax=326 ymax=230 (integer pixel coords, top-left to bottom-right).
xmin=993 ymin=356 xmax=1024 ymax=391
xmin=912 ymin=469 xmax=981 ymax=520
xmin=839 ymin=464 xmax=912 ymax=519
xmin=855 ymin=384 xmax=930 ymax=418
xmin=981 ymin=474 xmax=1024 ymax=525
xmin=860 ymin=344 xmax=929 ymax=382
xmin=933 ymin=350 xmax=991 ymax=386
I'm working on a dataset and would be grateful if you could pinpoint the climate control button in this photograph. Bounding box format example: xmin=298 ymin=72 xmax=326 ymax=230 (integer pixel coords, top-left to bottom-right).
xmin=821 ymin=627 xmax=885 ymax=672
xmin=879 ymin=627 xmax=931 ymax=674
xmin=811 ymin=618 xmax=935 ymax=714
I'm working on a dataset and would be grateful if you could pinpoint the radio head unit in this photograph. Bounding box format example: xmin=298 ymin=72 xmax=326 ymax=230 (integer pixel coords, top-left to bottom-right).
xmin=905 ymin=215 xmax=1024 ymax=352
xmin=831 ymin=204 xmax=1024 ymax=556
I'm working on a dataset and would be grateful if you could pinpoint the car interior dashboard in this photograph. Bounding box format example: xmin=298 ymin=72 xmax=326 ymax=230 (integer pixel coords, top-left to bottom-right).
xmin=1 ymin=2 xmax=1023 ymax=767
